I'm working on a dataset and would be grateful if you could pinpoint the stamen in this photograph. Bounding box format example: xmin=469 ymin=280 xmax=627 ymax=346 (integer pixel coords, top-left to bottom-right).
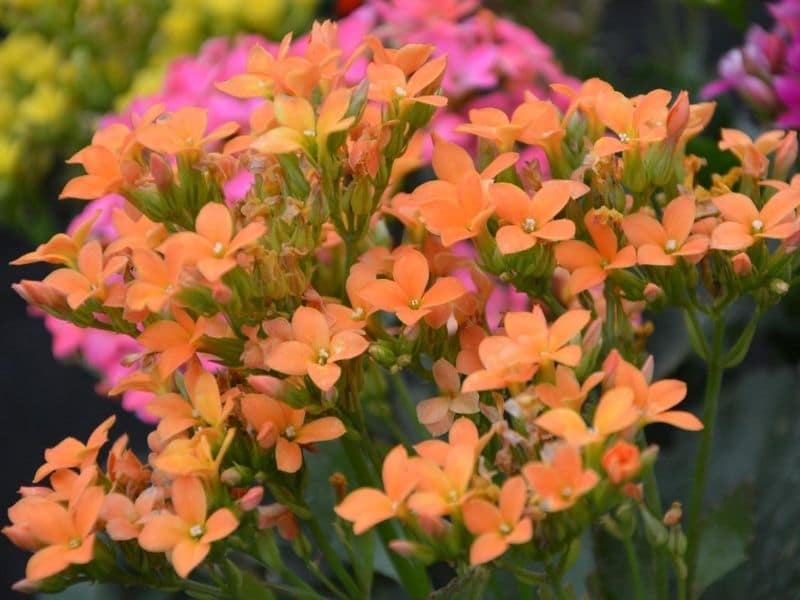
xmin=409 ymin=298 xmax=421 ymax=310
xmin=664 ymin=239 xmax=677 ymax=252
xmin=752 ymin=219 xmax=764 ymax=233
xmin=189 ymin=524 xmax=204 ymax=539
xmin=522 ymin=217 xmax=537 ymax=233
xmin=394 ymin=86 xmax=407 ymax=97
xmin=212 ymin=242 xmax=225 ymax=256
xmin=284 ymin=425 xmax=297 ymax=440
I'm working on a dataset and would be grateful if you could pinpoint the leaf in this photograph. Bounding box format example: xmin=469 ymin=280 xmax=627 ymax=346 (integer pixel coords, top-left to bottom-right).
xmin=429 ymin=567 xmax=490 ymax=600
xmin=694 ymin=483 xmax=754 ymax=595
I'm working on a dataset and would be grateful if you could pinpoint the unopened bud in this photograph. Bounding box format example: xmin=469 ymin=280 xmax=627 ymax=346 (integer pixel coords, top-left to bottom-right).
xmin=731 ymin=252 xmax=752 ymax=276
xmin=644 ymin=282 xmax=663 ymax=302
xmin=368 ymin=342 xmax=396 ymax=368
xmin=623 ymin=482 xmax=644 ymax=503
xmin=774 ymin=130 xmax=798 ymax=181
xmin=329 ymin=472 xmax=348 ymax=502
xmin=770 ymin=278 xmax=790 ymax=296
xmin=666 ymin=91 xmax=690 ymax=146
xmin=220 ymin=467 xmax=242 ymax=486
xmin=149 ymin=153 xmax=174 ymax=191
xmin=663 ymin=501 xmax=683 ymax=526
xmin=388 ymin=540 xmax=436 ymax=563
xmin=237 ymin=486 xmax=264 ymax=511
xmin=212 ymin=283 xmax=233 ymax=304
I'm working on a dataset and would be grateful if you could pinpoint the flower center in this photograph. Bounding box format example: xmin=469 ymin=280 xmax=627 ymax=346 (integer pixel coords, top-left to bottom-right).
xmin=212 ymin=242 xmax=225 ymax=257
xmin=499 ymin=523 xmax=512 ymax=535
xmin=284 ymin=425 xmax=297 ymax=440
xmin=560 ymin=486 xmax=573 ymax=498
xmin=619 ymin=133 xmax=630 ymax=143
xmin=189 ymin=524 xmax=205 ymax=539
xmin=408 ymin=298 xmax=421 ymax=310
xmin=352 ymin=307 xmax=365 ymax=320
xmin=303 ymin=129 xmax=315 ymax=138
xmin=447 ymin=489 xmax=459 ymax=503
xmin=664 ymin=239 xmax=677 ymax=252
xmin=394 ymin=86 xmax=407 ymax=98
xmin=67 ymin=537 xmax=82 ymax=550
xmin=522 ymin=217 xmax=537 ymax=233
xmin=317 ymin=348 xmax=330 ymax=365
xmin=751 ymin=219 xmax=764 ymax=233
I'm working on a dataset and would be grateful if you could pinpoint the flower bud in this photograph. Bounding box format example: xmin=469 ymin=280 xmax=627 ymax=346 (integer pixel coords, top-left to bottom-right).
xmin=602 ymin=440 xmax=642 ymax=484
xmin=666 ymin=91 xmax=690 ymax=147
xmin=663 ymin=501 xmax=683 ymax=526
xmin=237 ymin=486 xmax=265 ymax=511
xmin=150 ymin=153 xmax=174 ymax=192
xmin=369 ymin=341 xmax=397 ymax=368
xmin=623 ymin=482 xmax=644 ymax=503
xmin=643 ymin=282 xmax=663 ymax=303
xmin=731 ymin=252 xmax=752 ymax=276
xmin=389 ymin=540 xmax=437 ymax=564
xmin=770 ymin=278 xmax=790 ymax=296
xmin=329 ymin=472 xmax=348 ymax=503
xmin=773 ymin=130 xmax=797 ymax=181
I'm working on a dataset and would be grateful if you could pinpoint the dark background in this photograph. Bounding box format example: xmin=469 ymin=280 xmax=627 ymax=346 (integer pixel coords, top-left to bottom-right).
xmin=0 ymin=1 xmax=789 ymax=598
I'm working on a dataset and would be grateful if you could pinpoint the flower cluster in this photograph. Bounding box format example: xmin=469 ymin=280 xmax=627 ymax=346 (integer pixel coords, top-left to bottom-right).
xmin=6 ymin=19 xmax=800 ymax=598
xmin=39 ymin=0 xmax=575 ymax=419
xmin=704 ymin=0 xmax=800 ymax=127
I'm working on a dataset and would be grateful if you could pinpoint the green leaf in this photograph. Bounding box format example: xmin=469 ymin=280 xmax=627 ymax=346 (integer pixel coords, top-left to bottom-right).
xmin=694 ymin=484 xmax=754 ymax=596
xmin=429 ymin=567 xmax=490 ymax=600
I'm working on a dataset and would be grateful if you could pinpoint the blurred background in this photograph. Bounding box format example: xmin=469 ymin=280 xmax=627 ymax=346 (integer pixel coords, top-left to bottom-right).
xmin=3 ymin=0 xmax=798 ymax=598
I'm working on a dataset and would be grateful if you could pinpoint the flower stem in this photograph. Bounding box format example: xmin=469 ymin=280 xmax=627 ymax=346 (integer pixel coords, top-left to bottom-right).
xmin=341 ymin=436 xmax=432 ymax=599
xmin=622 ymin=535 xmax=646 ymax=600
xmin=685 ymin=317 xmax=725 ymax=596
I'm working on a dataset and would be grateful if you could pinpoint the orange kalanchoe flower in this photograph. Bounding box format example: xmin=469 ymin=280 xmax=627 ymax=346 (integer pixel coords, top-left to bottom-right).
xmin=335 ymin=445 xmax=418 ymax=534
xmin=265 ymin=306 xmax=369 ymax=391
xmin=240 ymin=393 xmax=346 ymax=472
xmin=100 ymin=487 xmax=164 ymax=541
xmin=137 ymin=107 xmax=239 ymax=155
xmin=367 ymin=55 xmax=448 ymax=112
xmin=160 ymin=202 xmax=266 ymax=283
xmin=606 ymin=352 xmax=703 ymax=430
xmin=535 ymin=387 xmax=639 ymax=446
xmin=138 ymin=476 xmax=238 ymax=578
xmin=416 ymin=359 xmax=480 ymax=436
xmin=535 ymin=366 xmax=605 ymax=411
xmin=358 ymin=248 xmax=465 ymax=326
xmin=556 ymin=210 xmax=636 ymax=294
xmin=622 ymin=195 xmax=709 ymax=266
xmin=463 ymin=476 xmax=533 ymax=565
xmin=461 ymin=335 xmax=536 ymax=393
xmin=12 ymin=213 xmax=99 ymax=267
xmin=718 ymin=128 xmax=786 ymax=178
xmin=710 ymin=189 xmax=800 ymax=251
xmin=252 ymin=89 xmax=354 ymax=155
xmin=34 ymin=416 xmax=116 ymax=483
xmin=504 ymin=306 xmax=591 ymax=367
xmin=43 ymin=241 xmax=127 ymax=309
xmin=601 ymin=440 xmax=642 ymax=485
xmin=493 ymin=180 xmax=587 ymax=254
xmin=412 ymin=137 xmax=517 ymax=246
xmin=126 ymin=248 xmax=184 ymax=313
xmin=6 ymin=485 xmax=104 ymax=582
xmin=137 ymin=308 xmax=208 ymax=378
xmin=592 ymin=89 xmax=672 ymax=156
xmin=59 ymin=145 xmax=126 ymax=200
xmin=522 ymin=444 xmax=599 ymax=512
xmin=407 ymin=444 xmax=476 ymax=518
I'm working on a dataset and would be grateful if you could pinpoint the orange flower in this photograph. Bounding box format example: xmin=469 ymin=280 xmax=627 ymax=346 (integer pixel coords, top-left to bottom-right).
xmin=493 ymin=180 xmax=586 ymax=254
xmin=215 ymin=41 xmax=291 ymax=98
xmin=414 ymin=417 xmax=495 ymax=466
xmin=11 ymin=213 xmax=99 ymax=267
xmin=33 ymin=416 xmax=115 ymax=483
xmin=718 ymin=128 xmax=785 ymax=178
xmin=100 ymin=487 xmax=164 ymax=541
xmin=622 ymin=195 xmax=709 ymax=265
xmin=265 ymin=306 xmax=368 ymax=391
xmin=504 ymin=306 xmax=591 ymax=367
xmin=251 ymin=89 xmax=354 ymax=155
xmin=535 ymin=366 xmax=605 ymax=411
xmin=367 ymin=55 xmax=448 ymax=112
xmin=412 ymin=138 xmax=517 ymax=246
xmin=556 ymin=211 xmax=636 ymax=293
xmin=138 ymin=476 xmax=238 ymax=578
xmin=43 ymin=241 xmax=127 ymax=309
xmin=358 ymin=248 xmax=465 ymax=326
xmin=335 ymin=445 xmax=418 ymax=534
xmin=159 ymin=202 xmax=265 ymax=283
xmin=137 ymin=107 xmax=238 ymax=155
xmin=535 ymin=387 xmax=639 ymax=446
xmin=407 ymin=444 xmax=475 ymax=518
xmin=416 ymin=359 xmax=479 ymax=436
xmin=463 ymin=476 xmax=533 ymax=565
xmin=137 ymin=308 xmax=208 ymax=378
xmin=59 ymin=145 xmax=125 ymax=200
xmin=152 ymin=428 xmax=236 ymax=478
xmin=5 ymin=485 xmax=104 ymax=581
xmin=126 ymin=248 xmax=184 ymax=313
xmin=240 ymin=393 xmax=345 ymax=472
xmin=456 ymin=103 xmax=554 ymax=152
xmin=522 ymin=444 xmax=599 ymax=512
xmin=608 ymin=354 xmax=703 ymax=430
xmin=147 ymin=366 xmax=234 ymax=440
xmin=601 ymin=440 xmax=642 ymax=484
xmin=710 ymin=189 xmax=800 ymax=251
xmin=105 ymin=206 xmax=168 ymax=255
xmin=461 ymin=335 xmax=536 ymax=393
xmin=593 ymin=89 xmax=671 ymax=156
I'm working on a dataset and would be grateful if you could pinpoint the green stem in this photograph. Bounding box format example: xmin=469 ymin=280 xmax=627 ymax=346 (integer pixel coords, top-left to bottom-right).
xmin=643 ymin=467 xmax=669 ymax=600
xmin=341 ymin=436 xmax=432 ymax=599
xmin=306 ymin=516 xmax=363 ymax=598
xmin=392 ymin=372 xmax=429 ymax=442
xmin=685 ymin=317 xmax=726 ymax=597
xmin=622 ymin=536 xmax=646 ymax=600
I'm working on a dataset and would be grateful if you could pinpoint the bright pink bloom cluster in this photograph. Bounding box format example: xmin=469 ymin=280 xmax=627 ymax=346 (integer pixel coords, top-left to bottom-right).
xmin=704 ymin=0 xmax=800 ymax=127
